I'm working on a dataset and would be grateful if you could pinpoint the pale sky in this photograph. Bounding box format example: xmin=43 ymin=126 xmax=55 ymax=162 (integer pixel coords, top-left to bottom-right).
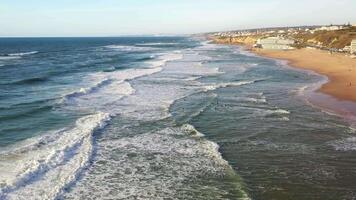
xmin=0 ymin=0 xmax=355 ymax=37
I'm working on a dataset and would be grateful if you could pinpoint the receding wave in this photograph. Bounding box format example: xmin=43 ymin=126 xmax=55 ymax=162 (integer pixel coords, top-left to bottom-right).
xmin=0 ymin=112 xmax=111 ymax=199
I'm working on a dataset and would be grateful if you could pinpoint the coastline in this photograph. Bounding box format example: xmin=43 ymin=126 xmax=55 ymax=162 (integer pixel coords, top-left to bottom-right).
xmin=252 ymin=48 xmax=356 ymax=122
xmin=212 ymin=39 xmax=356 ymax=123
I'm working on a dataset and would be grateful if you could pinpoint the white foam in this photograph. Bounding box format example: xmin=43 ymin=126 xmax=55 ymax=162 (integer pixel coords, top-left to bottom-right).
xmin=0 ymin=112 xmax=111 ymax=199
xmin=60 ymin=52 xmax=182 ymax=117
xmin=0 ymin=56 xmax=21 ymax=60
xmin=104 ymin=45 xmax=156 ymax=52
xmin=203 ymin=81 xmax=255 ymax=92
xmin=236 ymin=97 xmax=267 ymax=103
xmin=256 ymin=108 xmax=290 ymax=117
xmin=62 ymin=124 xmax=249 ymax=200
xmin=1 ymin=41 xmax=255 ymax=199
xmin=135 ymin=42 xmax=178 ymax=46
xmin=273 ymin=109 xmax=291 ymax=114
xmin=243 ymin=107 xmax=291 ymax=119
xmin=8 ymin=51 xmax=38 ymax=56
xmin=280 ymin=116 xmax=290 ymax=121
xmin=146 ymin=53 xmax=183 ymax=68
xmin=181 ymin=124 xmax=205 ymax=137
xmin=330 ymin=137 xmax=356 ymax=151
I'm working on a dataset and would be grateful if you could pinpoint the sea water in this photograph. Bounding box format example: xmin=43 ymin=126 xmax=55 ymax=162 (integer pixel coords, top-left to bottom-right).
xmin=0 ymin=37 xmax=355 ymax=200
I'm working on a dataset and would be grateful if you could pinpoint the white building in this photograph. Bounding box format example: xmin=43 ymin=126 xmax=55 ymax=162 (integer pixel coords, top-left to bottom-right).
xmin=257 ymin=37 xmax=295 ymax=50
xmin=316 ymin=25 xmax=344 ymax=31
xmin=351 ymin=39 xmax=356 ymax=54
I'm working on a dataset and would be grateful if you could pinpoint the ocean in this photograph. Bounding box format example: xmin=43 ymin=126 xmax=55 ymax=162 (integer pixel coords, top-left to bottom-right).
xmin=0 ymin=37 xmax=356 ymax=200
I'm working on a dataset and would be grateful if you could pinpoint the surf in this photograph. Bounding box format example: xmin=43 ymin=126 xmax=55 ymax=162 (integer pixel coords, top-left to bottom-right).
xmin=0 ymin=112 xmax=111 ymax=199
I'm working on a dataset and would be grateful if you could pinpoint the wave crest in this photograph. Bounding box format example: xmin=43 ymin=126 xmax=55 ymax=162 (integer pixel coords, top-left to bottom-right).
xmin=8 ymin=51 xmax=38 ymax=56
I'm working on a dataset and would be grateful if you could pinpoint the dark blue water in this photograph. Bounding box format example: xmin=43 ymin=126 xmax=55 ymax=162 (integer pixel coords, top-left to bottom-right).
xmin=1 ymin=38 xmax=356 ymax=200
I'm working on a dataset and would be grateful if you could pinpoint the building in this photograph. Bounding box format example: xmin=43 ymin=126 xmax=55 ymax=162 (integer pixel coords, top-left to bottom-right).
xmin=316 ymin=25 xmax=344 ymax=31
xmin=257 ymin=37 xmax=295 ymax=50
xmin=351 ymin=39 xmax=356 ymax=54
xmin=343 ymin=46 xmax=351 ymax=53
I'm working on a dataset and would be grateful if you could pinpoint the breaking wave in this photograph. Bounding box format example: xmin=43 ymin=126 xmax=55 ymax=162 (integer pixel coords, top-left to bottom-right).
xmin=0 ymin=51 xmax=38 ymax=60
xmin=0 ymin=112 xmax=111 ymax=199
xmin=62 ymin=124 xmax=250 ymax=200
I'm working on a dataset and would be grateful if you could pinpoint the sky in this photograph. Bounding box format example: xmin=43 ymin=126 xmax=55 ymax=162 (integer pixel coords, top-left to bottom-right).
xmin=0 ymin=0 xmax=356 ymax=37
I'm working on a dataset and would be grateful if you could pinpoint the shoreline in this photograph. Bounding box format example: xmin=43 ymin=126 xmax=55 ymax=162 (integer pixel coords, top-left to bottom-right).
xmin=213 ymin=39 xmax=356 ymax=124
xmin=251 ymin=48 xmax=356 ymax=123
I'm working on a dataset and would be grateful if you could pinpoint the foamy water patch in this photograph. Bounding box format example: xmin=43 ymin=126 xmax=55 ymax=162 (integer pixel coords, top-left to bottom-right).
xmin=61 ymin=52 xmax=186 ymax=112
xmin=146 ymin=52 xmax=183 ymax=68
xmin=62 ymin=124 xmax=249 ymax=199
xmin=0 ymin=112 xmax=111 ymax=200
xmin=330 ymin=137 xmax=356 ymax=151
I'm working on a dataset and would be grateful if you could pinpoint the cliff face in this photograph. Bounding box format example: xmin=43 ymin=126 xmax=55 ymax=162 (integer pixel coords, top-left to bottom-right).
xmin=212 ymin=36 xmax=260 ymax=46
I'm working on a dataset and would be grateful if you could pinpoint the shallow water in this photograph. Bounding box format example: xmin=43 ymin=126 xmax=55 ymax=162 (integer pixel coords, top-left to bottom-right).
xmin=0 ymin=37 xmax=355 ymax=200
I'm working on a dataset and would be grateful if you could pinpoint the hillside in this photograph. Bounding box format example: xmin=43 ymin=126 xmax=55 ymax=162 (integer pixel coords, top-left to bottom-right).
xmin=294 ymin=27 xmax=356 ymax=49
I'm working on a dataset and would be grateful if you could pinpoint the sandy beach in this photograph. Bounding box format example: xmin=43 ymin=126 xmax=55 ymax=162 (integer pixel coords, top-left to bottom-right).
xmin=212 ymin=36 xmax=356 ymax=118
xmin=252 ymin=48 xmax=356 ymax=102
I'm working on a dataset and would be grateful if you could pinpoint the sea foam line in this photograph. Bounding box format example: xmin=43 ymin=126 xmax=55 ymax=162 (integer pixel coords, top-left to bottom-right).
xmin=104 ymin=45 xmax=156 ymax=52
xmin=203 ymin=80 xmax=255 ymax=92
xmin=7 ymin=51 xmax=38 ymax=56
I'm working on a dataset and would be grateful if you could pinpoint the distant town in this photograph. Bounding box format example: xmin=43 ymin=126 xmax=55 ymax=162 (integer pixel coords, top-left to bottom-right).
xmin=210 ymin=23 xmax=356 ymax=56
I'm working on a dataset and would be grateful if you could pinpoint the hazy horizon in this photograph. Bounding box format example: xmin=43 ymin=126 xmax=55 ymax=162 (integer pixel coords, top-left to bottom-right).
xmin=1 ymin=0 xmax=356 ymax=37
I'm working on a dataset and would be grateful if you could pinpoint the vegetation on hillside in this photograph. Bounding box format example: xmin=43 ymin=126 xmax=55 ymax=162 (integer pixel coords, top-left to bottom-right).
xmin=293 ymin=27 xmax=356 ymax=49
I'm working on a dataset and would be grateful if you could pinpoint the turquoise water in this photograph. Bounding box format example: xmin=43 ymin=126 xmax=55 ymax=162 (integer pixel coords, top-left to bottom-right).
xmin=0 ymin=38 xmax=355 ymax=199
